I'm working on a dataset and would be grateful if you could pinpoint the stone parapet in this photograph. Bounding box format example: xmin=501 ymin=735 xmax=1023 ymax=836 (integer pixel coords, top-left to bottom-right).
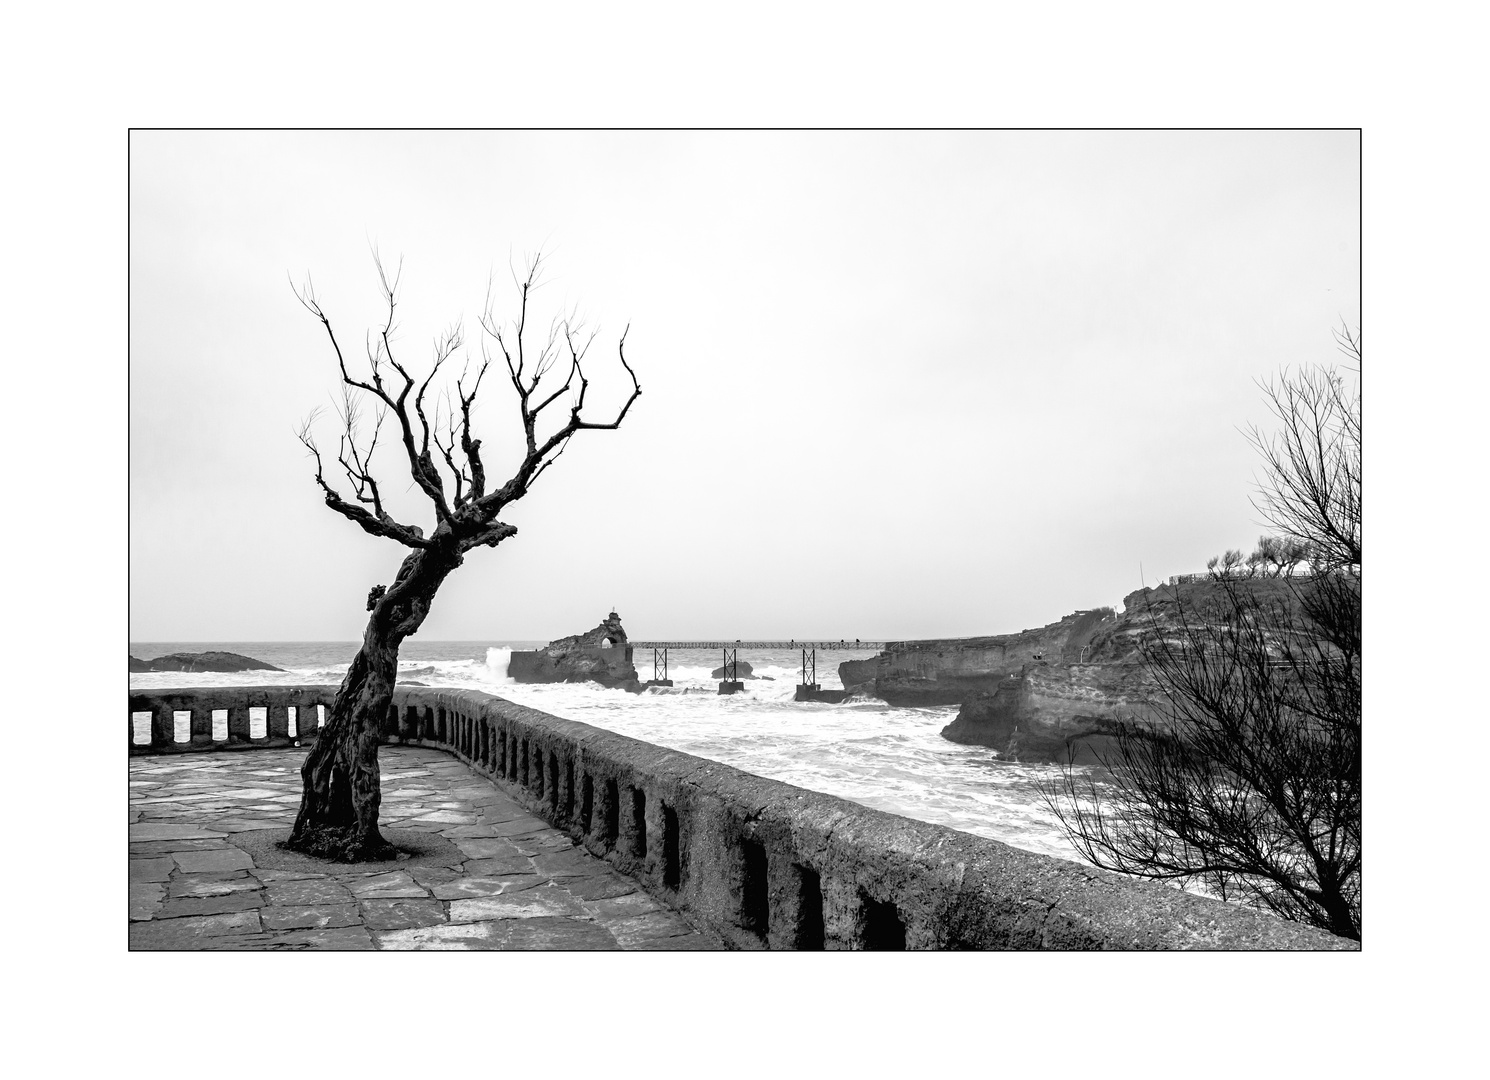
xmin=127 ymin=684 xmax=1355 ymax=951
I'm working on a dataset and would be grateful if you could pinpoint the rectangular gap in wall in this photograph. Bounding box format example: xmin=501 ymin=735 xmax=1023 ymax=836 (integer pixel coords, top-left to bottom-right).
xmin=424 ymin=707 xmax=435 ymax=740
xmin=497 ymin=728 xmax=506 ymax=774
xmin=603 ymin=778 xmax=619 ymax=848
xmin=437 ymin=707 xmax=446 ymax=742
xmin=548 ymin=752 xmax=560 ymax=812
xmin=480 ymin=721 xmax=490 ymax=766
xmin=630 ymin=787 xmax=647 ymax=858
xmin=564 ymin=760 xmax=575 ymax=823
xmin=662 ymin=803 xmax=681 ymax=890
xmin=508 ymin=736 xmax=518 ymax=781
xmin=131 ymin=712 xmax=151 ymax=745
xmin=173 ymin=711 xmax=191 ymax=743
xmin=534 ymin=744 xmax=545 ymax=798
xmin=212 ymin=709 xmax=228 ymax=742
xmin=861 ymin=893 xmax=906 ymax=951
xmin=740 ymin=838 xmax=769 ymax=939
xmin=249 ymin=706 xmax=267 ymax=740
xmin=581 ymin=773 xmax=594 ymax=834
xmin=520 ymin=740 xmax=529 ymax=789
xmin=287 ymin=706 xmax=298 ymax=738
xmin=793 ymin=865 xmax=825 ymax=950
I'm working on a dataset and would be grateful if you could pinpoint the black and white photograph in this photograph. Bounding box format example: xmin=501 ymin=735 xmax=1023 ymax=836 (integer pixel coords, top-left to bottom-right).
xmin=11 ymin=5 xmax=1483 ymax=1073
xmin=127 ymin=127 xmax=1361 ymax=951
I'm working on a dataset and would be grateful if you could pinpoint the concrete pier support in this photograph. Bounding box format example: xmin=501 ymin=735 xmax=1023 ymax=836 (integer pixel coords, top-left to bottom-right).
xmin=794 ymin=684 xmax=850 ymax=704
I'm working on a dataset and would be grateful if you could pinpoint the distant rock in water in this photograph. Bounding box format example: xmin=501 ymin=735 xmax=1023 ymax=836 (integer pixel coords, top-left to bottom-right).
xmin=508 ymin=611 xmax=643 ymax=693
xmin=710 ymin=660 xmax=756 ymax=679
xmin=130 ymin=650 xmax=283 ymax=673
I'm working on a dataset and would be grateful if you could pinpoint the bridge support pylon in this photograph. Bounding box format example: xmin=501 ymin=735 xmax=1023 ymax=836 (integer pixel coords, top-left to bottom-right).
xmin=717 ymin=647 xmax=744 ymax=695
xmin=794 ymin=647 xmax=850 ymax=703
xmin=645 ymin=647 xmax=673 ymax=688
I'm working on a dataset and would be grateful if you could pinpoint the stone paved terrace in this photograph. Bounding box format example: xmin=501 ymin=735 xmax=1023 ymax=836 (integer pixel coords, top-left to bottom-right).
xmin=129 ymin=746 xmax=723 ymax=950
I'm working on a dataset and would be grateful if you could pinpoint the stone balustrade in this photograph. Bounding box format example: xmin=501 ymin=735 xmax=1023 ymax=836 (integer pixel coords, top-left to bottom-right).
xmin=126 ymin=684 xmax=1355 ymax=951
xmin=129 ymin=685 xmax=340 ymax=753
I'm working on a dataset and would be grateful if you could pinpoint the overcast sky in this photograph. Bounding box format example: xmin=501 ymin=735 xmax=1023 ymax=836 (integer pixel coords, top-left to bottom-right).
xmin=130 ymin=130 xmax=1358 ymax=643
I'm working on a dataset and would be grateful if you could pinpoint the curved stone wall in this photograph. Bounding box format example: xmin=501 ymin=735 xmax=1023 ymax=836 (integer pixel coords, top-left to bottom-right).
xmin=127 ymin=685 xmax=1355 ymax=951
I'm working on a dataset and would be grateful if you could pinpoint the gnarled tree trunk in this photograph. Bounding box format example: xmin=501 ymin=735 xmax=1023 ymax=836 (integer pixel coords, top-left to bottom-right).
xmin=287 ymin=543 xmax=462 ymax=861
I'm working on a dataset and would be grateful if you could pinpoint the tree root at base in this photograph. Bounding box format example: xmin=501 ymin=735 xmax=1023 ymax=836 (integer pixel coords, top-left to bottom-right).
xmin=282 ymin=823 xmax=402 ymax=863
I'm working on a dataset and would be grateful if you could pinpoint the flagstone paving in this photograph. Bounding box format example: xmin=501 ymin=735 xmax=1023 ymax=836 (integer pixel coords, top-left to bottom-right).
xmin=129 ymin=746 xmax=723 ymax=951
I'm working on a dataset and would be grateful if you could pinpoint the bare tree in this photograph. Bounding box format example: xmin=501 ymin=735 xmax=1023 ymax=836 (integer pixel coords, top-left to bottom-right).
xmin=1042 ymin=328 xmax=1360 ymax=940
xmin=286 ymin=255 xmax=640 ymax=861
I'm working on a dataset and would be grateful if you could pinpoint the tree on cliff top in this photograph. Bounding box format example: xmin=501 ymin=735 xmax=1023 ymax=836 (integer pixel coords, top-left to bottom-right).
xmin=1042 ymin=328 xmax=1360 ymax=939
xmin=287 ymin=255 xmax=640 ymax=861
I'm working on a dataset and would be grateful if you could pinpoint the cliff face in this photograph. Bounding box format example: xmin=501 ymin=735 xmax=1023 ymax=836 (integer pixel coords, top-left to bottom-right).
xmin=843 ymin=607 xmax=1117 ymax=707
xmin=846 ymin=578 xmax=1308 ymax=763
xmin=508 ymin=612 xmax=643 ymax=692
xmin=938 ymin=661 xmax=1160 ymax=763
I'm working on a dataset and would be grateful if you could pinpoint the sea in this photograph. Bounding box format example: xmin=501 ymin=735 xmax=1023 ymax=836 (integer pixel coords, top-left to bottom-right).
xmin=128 ymin=640 xmax=1086 ymax=863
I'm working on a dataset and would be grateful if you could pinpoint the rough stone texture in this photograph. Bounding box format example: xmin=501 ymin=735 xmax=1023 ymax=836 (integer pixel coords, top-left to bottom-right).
xmin=508 ymin=611 xmax=643 ymax=692
xmin=938 ymin=663 xmax=1137 ymax=763
xmin=130 ymin=684 xmax=1356 ymax=952
xmin=844 ymin=607 xmax=1120 ymax=707
xmin=710 ymin=660 xmax=756 ymax=678
xmin=839 ymin=579 xmax=1314 ymax=761
xmin=129 ymin=744 xmax=722 ymax=952
xmin=130 ymin=651 xmax=283 ymax=673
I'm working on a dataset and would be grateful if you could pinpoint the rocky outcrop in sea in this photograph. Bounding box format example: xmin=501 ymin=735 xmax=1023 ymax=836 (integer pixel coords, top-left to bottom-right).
xmin=129 ymin=651 xmax=284 ymax=673
xmin=508 ymin=612 xmax=644 ymax=693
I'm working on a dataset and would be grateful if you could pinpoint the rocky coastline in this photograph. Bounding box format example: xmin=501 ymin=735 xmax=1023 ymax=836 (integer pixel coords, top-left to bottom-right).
xmin=843 ymin=578 xmax=1303 ymax=763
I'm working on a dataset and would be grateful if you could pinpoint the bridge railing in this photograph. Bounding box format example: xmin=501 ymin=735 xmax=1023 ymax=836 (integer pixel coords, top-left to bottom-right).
xmin=126 ymin=685 xmax=1354 ymax=951
xmin=629 ymin=641 xmax=886 ymax=650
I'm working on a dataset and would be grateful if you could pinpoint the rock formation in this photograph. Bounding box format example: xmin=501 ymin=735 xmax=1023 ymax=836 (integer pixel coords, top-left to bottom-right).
xmin=841 ymin=577 xmax=1308 ymax=763
xmin=710 ymin=660 xmax=757 ymax=679
xmin=842 ymin=607 xmax=1117 ymax=707
xmin=508 ymin=612 xmax=643 ymax=692
xmin=129 ymin=651 xmax=284 ymax=673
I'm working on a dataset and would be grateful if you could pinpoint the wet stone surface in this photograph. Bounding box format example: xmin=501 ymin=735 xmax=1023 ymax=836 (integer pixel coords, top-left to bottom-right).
xmin=129 ymin=746 xmax=722 ymax=951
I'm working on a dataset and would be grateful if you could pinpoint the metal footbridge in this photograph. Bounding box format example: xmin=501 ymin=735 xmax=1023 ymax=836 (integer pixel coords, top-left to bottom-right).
xmin=624 ymin=640 xmax=884 ymax=698
xmin=628 ymin=641 xmax=885 ymax=650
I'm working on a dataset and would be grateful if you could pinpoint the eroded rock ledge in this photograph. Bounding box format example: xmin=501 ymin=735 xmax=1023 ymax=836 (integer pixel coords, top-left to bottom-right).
xmin=129 ymin=651 xmax=283 ymax=673
xmin=844 ymin=578 xmax=1305 ymax=763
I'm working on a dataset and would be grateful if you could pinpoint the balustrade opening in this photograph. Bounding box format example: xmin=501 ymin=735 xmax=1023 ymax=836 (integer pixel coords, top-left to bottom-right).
xmin=662 ymin=803 xmax=681 ymax=890
xmin=793 ymin=865 xmax=825 ymax=949
xmin=630 ymin=787 xmax=647 ymax=857
xmin=861 ymin=893 xmax=906 ymax=950
xmin=740 ymin=838 xmax=769 ymax=939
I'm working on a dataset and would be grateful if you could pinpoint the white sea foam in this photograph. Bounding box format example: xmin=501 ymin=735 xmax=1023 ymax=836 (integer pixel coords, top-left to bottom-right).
xmin=129 ymin=642 xmax=1086 ymax=861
